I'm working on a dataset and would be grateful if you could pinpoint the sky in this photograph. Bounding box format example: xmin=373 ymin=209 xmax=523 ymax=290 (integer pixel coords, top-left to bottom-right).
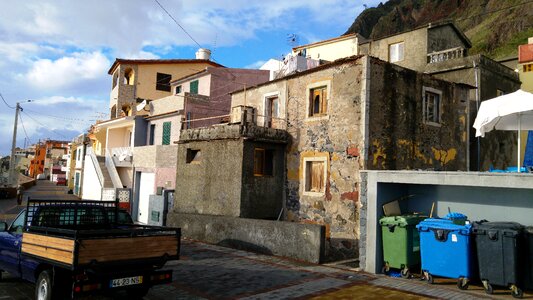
xmin=0 ymin=0 xmax=381 ymax=156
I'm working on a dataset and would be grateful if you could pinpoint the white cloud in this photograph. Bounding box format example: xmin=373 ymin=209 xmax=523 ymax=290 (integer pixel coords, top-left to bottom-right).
xmin=26 ymin=52 xmax=110 ymax=90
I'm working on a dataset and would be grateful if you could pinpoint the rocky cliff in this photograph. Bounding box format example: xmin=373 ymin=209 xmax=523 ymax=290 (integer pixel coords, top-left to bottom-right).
xmin=345 ymin=0 xmax=533 ymax=59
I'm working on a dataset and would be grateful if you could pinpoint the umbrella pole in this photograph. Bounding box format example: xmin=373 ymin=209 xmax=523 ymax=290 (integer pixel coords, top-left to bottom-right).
xmin=518 ymin=114 xmax=521 ymax=172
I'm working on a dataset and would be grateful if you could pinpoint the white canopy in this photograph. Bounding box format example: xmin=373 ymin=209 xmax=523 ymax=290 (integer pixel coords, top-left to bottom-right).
xmin=473 ymin=89 xmax=533 ymax=170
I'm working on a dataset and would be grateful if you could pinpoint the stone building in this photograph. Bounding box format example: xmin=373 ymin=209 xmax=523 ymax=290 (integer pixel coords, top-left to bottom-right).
xmin=174 ymin=124 xmax=289 ymax=220
xmin=227 ymin=55 xmax=470 ymax=261
xmin=358 ymin=21 xmax=522 ymax=170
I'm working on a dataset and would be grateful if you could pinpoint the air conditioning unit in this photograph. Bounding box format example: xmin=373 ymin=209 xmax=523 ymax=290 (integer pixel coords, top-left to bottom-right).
xmin=230 ymin=105 xmax=255 ymax=124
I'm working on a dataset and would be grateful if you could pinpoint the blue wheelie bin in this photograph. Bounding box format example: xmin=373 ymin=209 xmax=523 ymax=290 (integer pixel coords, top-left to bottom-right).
xmin=416 ymin=217 xmax=474 ymax=290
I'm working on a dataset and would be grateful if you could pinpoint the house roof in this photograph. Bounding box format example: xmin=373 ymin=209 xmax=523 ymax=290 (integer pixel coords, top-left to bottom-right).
xmin=359 ymin=21 xmax=472 ymax=49
xmin=292 ymin=33 xmax=362 ymax=52
xmin=107 ymin=59 xmax=224 ymax=75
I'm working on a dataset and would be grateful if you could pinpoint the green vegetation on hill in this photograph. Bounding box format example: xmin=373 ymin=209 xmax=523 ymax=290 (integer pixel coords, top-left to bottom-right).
xmin=345 ymin=0 xmax=533 ymax=59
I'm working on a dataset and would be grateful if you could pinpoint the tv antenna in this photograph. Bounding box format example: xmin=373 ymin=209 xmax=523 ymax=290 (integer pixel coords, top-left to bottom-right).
xmin=287 ymin=33 xmax=299 ymax=47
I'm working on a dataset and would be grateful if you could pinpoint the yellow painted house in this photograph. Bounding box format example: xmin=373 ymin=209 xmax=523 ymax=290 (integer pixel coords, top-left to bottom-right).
xmin=108 ymin=57 xmax=223 ymax=119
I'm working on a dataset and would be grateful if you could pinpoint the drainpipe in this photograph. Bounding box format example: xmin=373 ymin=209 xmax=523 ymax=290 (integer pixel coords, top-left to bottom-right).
xmin=361 ymin=56 xmax=371 ymax=168
xmin=473 ymin=61 xmax=480 ymax=171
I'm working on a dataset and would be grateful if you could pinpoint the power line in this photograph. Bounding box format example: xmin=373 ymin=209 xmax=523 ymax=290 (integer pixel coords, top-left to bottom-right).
xmin=18 ymin=113 xmax=32 ymax=146
xmin=153 ymin=0 xmax=202 ymax=49
xmin=22 ymin=108 xmax=91 ymax=124
xmin=0 ymin=93 xmax=15 ymax=109
xmin=22 ymin=111 xmax=70 ymax=140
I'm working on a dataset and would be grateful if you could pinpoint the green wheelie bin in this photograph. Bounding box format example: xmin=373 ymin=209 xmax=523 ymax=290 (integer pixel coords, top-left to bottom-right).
xmin=380 ymin=214 xmax=426 ymax=278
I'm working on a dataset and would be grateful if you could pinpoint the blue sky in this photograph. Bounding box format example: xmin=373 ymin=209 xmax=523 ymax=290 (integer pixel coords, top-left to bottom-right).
xmin=0 ymin=0 xmax=381 ymax=156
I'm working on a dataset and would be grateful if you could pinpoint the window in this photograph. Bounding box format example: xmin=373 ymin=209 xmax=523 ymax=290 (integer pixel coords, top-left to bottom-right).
xmin=389 ymin=42 xmax=404 ymax=63
xmin=124 ymin=68 xmax=134 ymax=85
xmin=254 ymin=148 xmax=274 ymax=176
xmin=149 ymin=124 xmax=155 ymax=145
xmin=305 ymin=160 xmax=325 ymax=193
xmin=175 ymin=85 xmax=182 ymax=94
xmin=423 ymin=88 xmax=441 ymax=125
xmin=156 ymin=73 xmax=171 ymax=92
xmin=186 ymin=149 xmax=201 ymax=164
xmin=265 ymin=96 xmax=278 ymax=127
xmin=190 ymin=80 xmax=199 ymax=94
xmin=162 ymin=122 xmax=171 ymax=145
xmin=309 ymin=86 xmax=327 ymax=117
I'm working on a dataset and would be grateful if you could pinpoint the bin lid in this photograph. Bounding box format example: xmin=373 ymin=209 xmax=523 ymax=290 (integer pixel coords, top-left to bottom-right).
xmin=416 ymin=218 xmax=472 ymax=233
xmin=445 ymin=212 xmax=467 ymax=220
xmin=380 ymin=214 xmax=427 ymax=227
xmin=473 ymin=221 xmax=524 ymax=231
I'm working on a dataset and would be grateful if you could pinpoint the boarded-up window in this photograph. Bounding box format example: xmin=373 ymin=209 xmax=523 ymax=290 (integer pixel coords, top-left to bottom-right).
xmin=162 ymin=122 xmax=171 ymax=145
xmin=305 ymin=161 xmax=324 ymax=193
xmin=190 ymin=80 xmax=199 ymax=94
xmin=265 ymin=96 xmax=278 ymax=127
xmin=389 ymin=42 xmax=404 ymax=63
xmin=156 ymin=73 xmax=171 ymax=92
xmin=254 ymin=148 xmax=274 ymax=176
xmin=309 ymin=86 xmax=327 ymax=117
xmin=423 ymin=90 xmax=441 ymax=124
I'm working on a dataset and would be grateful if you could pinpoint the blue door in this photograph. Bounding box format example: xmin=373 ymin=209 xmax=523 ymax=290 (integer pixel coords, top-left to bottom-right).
xmin=0 ymin=211 xmax=25 ymax=277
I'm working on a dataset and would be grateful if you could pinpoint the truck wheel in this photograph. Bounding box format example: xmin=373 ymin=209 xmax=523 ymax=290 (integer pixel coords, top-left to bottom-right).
xmin=126 ymin=287 xmax=149 ymax=299
xmin=36 ymin=270 xmax=53 ymax=300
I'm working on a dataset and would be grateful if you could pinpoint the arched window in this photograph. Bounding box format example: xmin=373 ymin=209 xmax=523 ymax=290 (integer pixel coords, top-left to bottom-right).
xmin=111 ymin=105 xmax=117 ymax=119
xmin=124 ymin=68 xmax=134 ymax=85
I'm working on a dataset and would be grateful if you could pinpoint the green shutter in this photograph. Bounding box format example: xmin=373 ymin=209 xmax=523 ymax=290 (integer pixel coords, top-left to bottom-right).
xmin=190 ymin=80 xmax=199 ymax=94
xmin=162 ymin=122 xmax=171 ymax=145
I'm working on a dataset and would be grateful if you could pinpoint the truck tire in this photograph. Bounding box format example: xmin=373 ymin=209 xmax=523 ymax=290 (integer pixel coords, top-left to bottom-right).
xmin=35 ymin=270 xmax=54 ymax=300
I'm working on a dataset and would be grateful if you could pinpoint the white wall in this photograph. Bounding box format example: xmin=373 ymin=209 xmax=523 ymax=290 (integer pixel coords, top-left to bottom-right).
xmin=81 ymin=151 xmax=102 ymax=200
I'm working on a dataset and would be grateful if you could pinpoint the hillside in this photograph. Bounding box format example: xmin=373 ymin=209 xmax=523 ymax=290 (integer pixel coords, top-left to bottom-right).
xmin=344 ymin=0 xmax=533 ymax=59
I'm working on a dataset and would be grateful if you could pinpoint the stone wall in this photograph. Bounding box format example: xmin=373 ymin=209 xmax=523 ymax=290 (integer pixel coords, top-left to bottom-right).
xmin=167 ymin=213 xmax=326 ymax=263
xmin=367 ymin=58 xmax=469 ymax=171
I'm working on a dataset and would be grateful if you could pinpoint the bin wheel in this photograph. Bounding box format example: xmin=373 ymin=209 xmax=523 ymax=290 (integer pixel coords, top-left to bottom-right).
xmin=426 ymin=273 xmax=434 ymax=284
xmin=400 ymin=268 xmax=410 ymax=279
xmin=483 ymin=281 xmax=493 ymax=295
xmin=511 ymin=286 xmax=523 ymax=299
xmin=381 ymin=264 xmax=390 ymax=275
xmin=457 ymin=277 xmax=469 ymax=290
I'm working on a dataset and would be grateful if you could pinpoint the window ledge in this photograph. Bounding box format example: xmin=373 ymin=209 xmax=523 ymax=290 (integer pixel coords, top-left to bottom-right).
xmin=424 ymin=121 xmax=442 ymax=127
xmin=305 ymin=115 xmax=329 ymax=122
xmin=303 ymin=191 xmax=326 ymax=197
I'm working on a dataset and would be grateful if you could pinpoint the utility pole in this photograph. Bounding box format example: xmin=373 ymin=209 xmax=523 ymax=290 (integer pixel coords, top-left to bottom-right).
xmin=9 ymin=102 xmax=21 ymax=186
xmin=9 ymin=100 xmax=32 ymax=186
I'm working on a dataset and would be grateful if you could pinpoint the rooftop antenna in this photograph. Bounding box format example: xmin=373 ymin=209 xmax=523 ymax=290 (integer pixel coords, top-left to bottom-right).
xmin=287 ymin=33 xmax=299 ymax=47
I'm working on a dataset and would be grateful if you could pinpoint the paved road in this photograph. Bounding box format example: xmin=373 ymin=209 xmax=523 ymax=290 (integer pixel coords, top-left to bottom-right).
xmin=0 ymin=182 xmax=529 ymax=299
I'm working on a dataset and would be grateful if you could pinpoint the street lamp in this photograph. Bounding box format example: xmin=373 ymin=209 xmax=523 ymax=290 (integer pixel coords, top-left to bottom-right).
xmin=9 ymin=100 xmax=33 ymax=186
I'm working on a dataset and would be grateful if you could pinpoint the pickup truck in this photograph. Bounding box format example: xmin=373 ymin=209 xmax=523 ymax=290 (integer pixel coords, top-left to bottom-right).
xmin=0 ymin=199 xmax=181 ymax=299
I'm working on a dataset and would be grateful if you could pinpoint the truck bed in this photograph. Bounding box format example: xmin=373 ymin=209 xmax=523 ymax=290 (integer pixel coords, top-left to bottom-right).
xmin=21 ymin=200 xmax=180 ymax=270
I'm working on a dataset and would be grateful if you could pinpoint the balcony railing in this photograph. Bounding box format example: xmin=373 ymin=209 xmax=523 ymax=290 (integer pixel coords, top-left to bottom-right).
xmin=427 ymin=47 xmax=466 ymax=64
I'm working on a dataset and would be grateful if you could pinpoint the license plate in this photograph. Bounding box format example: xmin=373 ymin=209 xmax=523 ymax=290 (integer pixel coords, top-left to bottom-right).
xmin=110 ymin=276 xmax=143 ymax=288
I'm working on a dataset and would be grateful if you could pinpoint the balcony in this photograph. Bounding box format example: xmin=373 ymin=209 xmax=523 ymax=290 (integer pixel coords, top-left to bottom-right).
xmin=427 ymin=47 xmax=466 ymax=64
xmin=110 ymin=147 xmax=133 ymax=167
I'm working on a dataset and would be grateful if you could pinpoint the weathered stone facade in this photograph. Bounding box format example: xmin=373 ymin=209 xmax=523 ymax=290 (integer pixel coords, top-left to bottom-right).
xmin=174 ymin=124 xmax=289 ymax=219
xmin=231 ymin=55 xmax=470 ymax=261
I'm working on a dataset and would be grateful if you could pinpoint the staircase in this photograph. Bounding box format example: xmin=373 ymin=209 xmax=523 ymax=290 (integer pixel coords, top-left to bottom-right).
xmin=96 ymin=156 xmax=114 ymax=188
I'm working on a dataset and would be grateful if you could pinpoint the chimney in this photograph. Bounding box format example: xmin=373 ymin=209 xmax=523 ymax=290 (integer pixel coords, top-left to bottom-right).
xmin=195 ymin=48 xmax=211 ymax=60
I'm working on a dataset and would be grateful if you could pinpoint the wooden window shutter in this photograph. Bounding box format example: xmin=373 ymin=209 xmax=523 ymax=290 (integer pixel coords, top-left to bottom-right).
xmin=190 ymin=80 xmax=199 ymax=94
xmin=162 ymin=122 xmax=171 ymax=145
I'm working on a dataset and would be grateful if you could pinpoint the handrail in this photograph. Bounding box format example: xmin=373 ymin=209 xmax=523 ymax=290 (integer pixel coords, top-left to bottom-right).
xmin=87 ymin=147 xmax=104 ymax=189
xmin=105 ymin=150 xmax=123 ymax=189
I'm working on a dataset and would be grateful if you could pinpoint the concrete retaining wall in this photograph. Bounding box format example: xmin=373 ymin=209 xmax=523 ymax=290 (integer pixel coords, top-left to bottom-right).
xmin=168 ymin=213 xmax=325 ymax=263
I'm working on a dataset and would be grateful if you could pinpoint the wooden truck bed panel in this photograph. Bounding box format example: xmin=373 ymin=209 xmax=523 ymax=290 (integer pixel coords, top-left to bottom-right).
xmin=78 ymin=235 xmax=178 ymax=265
xmin=21 ymin=233 xmax=75 ymax=266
